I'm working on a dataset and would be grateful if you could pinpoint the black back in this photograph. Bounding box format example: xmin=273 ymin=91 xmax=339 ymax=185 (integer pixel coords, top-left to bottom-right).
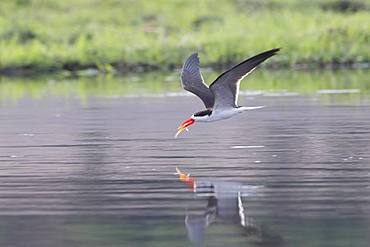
xmin=193 ymin=109 xmax=212 ymax=117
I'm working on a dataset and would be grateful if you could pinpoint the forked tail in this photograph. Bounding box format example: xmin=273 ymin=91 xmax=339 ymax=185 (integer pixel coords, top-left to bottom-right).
xmin=239 ymin=106 xmax=265 ymax=111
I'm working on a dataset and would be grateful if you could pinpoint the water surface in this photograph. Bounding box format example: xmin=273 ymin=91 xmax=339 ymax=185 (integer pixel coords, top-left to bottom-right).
xmin=0 ymin=70 xmax=370 ymax=246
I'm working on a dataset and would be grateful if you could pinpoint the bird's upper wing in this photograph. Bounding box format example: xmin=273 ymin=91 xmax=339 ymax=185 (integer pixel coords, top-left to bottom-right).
xmin=181 ymin=53 xmax=214 ymax=109
xmin=210 ymin=48 xmax=279 ymax=110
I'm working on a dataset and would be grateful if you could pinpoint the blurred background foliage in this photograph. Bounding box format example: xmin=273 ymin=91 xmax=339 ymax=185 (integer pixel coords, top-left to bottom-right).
xmin=0 ymin=0 xmax=369 ymax=74
xmin=1 ymin=69 xmax=369 ymax=104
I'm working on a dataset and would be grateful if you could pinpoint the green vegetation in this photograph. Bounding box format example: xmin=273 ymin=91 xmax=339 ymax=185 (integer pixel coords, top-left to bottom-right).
xmin=0 ymin=0 xmax=369 ymax=74
xmin=1 ymin=69 xmax=369 ymax=104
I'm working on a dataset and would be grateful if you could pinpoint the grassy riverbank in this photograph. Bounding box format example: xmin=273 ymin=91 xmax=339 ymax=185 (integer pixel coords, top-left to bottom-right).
xmin=1 ymin=69 xmax=369 ymax=103
xmin=0 ymin=0 xmax=369 ymax=75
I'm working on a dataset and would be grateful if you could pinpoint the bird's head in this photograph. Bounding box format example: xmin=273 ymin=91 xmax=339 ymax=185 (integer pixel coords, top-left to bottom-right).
xmin=175 ymin=109 xmax=212 ymax=138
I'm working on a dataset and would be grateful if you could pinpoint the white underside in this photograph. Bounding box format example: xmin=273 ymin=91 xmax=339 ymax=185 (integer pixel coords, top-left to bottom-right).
xmin=194 ymin=106 xmax=265 ymax=122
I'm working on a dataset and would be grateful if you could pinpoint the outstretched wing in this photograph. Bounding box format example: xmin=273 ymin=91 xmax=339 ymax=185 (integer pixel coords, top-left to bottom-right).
xmin=210 ymin=48 xmax=279 ymax=109
xmin=181 ymin=53 xmax=214 ymax=109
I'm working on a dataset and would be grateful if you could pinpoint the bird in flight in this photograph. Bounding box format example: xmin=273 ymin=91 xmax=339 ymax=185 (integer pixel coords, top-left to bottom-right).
xmin=175 ymin=48 xmax=280 ymax=138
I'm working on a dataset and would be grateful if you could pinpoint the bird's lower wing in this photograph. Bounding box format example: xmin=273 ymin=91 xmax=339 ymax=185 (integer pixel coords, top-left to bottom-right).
xmin=181 ymin=53 xmax=214 ymax=108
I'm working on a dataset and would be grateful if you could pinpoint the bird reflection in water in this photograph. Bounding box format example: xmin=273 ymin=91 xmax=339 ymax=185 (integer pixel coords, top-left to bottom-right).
xmin=175 ymin=168 xmax=283 ymax=246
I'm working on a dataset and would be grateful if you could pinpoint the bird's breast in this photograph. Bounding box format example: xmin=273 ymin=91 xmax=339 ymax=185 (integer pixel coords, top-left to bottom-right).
xmin=207 ymin=108 xmax=240 ymax=122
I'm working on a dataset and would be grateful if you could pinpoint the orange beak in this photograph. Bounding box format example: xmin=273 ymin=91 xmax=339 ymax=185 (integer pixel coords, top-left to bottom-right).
xmin=175 ymin=118 xmax=195 ymax=138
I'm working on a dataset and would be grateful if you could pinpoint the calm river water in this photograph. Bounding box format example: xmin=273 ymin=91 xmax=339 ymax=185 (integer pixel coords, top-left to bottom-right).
xmin=0 ymin=70 xmax=369 ymax=246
